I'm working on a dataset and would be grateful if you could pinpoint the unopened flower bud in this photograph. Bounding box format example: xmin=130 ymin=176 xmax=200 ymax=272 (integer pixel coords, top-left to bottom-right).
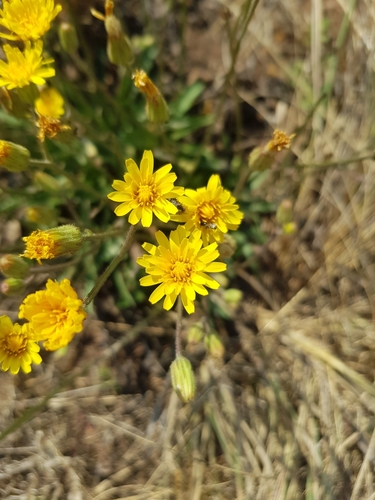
xmin=1 ymin=278 xmax=25 ymax=296
xmin=33 ymin=171 xmax=61 ymax=193
xmin=187 ymin=322 xmax=204 ymax=345
xmin=248 ymin=146 xmax=274 ymax=172
xmin=0 ymin=141 xmax=30 ymax=172
xmin=205 ymin=332 xmax=225 ymax=358
xmin=218 ymin=234 xmax=237 ymax=259
xmin=105 ymin=15 xmax=133 ymax=66
xmin=20 ymin=225 xmax=83 ymax=265
xmin=0 ymin=255 xmax=30 ymax=279
xmin=58 ymin=22 xmax=79 ymax=55
xmin=222 ymin=288 xmax=243 ymax=308
xmin=133 ymin=69 xmax=169 ymax=124
xmin=24 ymin=206 xmax=57 ymax=226
xmin=170 ymin=356 xmax=196 ymax=403
xmin=276 ymin=199 xmax=293 ymax=226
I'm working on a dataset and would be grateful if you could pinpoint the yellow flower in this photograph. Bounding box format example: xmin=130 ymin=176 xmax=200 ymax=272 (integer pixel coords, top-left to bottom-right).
xmin=0 ymin=0 xmax=62 ymax=41
xmin=0 ymin=316 xmax=42 ymax=374
xmin=35 ymin=114 xmax=72 ymax=142
xmin=20 ymin=225 xmax=83 ymax=265
xmin=19 ymin=279 xmax=87 ymax=351
xmin=0 ymin=41 xmax=55 ymax=90
xmin=173 ymin=174 xmax=243 ymax=245
xmin=265 ymin=129 xmax=295 ymax=153
xmin=137 ymin=226 xmax=227 ymax=314
xmin=35 ymin=87 xmax=64 ymax=118
xmin=108 ymin=150 xmax=184 ymax=227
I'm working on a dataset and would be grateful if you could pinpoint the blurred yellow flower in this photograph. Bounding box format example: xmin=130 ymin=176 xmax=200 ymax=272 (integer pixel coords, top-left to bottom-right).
xmin=0 ymin=0 xmax=62 ymax=41
xmin=0 ymin=315 xmax=42 ymax=374
xmin=0 ymin=41 xmax=55 ymax=90
xmin=173 ymin=174 xmax=243 ymax=245
xmin=108 ymin=150 xmax=183 ymax=227
xmin=36 ymin=114 xmax=72 ymax=142
xmin=19 ymin=279 xmax=87 ymax=351
xmin=137 ymin=226 xmax=226 ymax=314
xmin=35 ymin=87 xmax=64 ymax=118
xmin=265 ymin=129 xmax=295 ymax=153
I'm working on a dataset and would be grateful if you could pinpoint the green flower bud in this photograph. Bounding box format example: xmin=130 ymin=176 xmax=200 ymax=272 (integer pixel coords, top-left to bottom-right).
xmin=0 ymin=255 xmax=30 ymax=279
xmin=222 ymin=288 xmax=243 ymax=308
xmin=24 ymin=206 xmax=57 ymax=226
xmin=276 ymin=199 xmax=293 ymax=226
xmin=1 ymin=278 xmax=25 ymax=296
xmin=0 ymin=140 xmax=30 ymax=172
xmin=33 ymin=171 xmax=61 ymax=193
xmin=105 ymin=15 xmax=133 ymax=66
xmin=187 ymin=322 xmax=204 ymax=345
xmin=218 ymin=234 xmax=237 ymax=259
xmin=170 ymin=356 xmax=196 ymax=403
xmin=58 ymin=22 xmax=79 ymax=55
xmin=248 ymin=146 xmax=274 ymax=172
xmin=205 ymin=332 xmax=225 ymax=358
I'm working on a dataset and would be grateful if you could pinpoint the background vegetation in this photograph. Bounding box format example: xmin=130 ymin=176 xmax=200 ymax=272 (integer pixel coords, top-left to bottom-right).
xmin=1 ymin=0 xmax=375 ymax=498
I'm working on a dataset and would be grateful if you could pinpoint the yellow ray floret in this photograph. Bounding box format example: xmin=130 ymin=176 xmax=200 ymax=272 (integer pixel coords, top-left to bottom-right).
xmin=137 ymin=226 xmax=227 ymax=314
xmin=35 ymin=87 xmax=64 ymax=118
xmin=0 ymin=40 xmax=55 ymax=89
xmin=108 ymin=150 xmax=184 ymax=227
xmin=173 ymin=174 xmax=243 ymax=245
xmin=19 ymin=279 xmax=87 ymax=351
xmin=0 ymin=315 xmax=42 ymax=374
xmin=0 ymin=0 xmax=62 ymax=41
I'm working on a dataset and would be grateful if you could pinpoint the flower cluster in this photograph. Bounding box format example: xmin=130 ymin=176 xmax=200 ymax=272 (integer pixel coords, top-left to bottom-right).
xmin=108 ymin=150 xmax=243 ymax=314
xmin=0 ymin=279 xmax=86 ymax=374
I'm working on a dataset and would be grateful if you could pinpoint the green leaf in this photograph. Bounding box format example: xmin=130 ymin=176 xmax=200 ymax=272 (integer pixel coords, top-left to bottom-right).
xmin=170 ymin=81 xmax=206 ymax=117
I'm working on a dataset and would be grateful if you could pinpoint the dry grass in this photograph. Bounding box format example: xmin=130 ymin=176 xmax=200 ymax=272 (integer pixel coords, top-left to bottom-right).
xmin=2 ymin=0 xmax=375 ymax=498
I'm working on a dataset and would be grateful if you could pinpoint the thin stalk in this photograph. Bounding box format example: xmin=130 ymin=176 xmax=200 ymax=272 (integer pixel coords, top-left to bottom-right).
xmin=175 ymin=297 xmax=183 ymax=357
xmin=82 ymin=227 xmax=127 ymax=241
xmin=83 ymin=224 xmax=136 ymax=307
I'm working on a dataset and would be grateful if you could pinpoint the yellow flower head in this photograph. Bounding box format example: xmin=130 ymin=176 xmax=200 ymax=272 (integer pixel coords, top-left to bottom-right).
xmin=20 ymin=225 xmax=83 ymax=265
xmin=108 ymin=150 xmax=184 ymax=227
xmin=133 ymin=69 xmax=169 ymax=123
xmin=0 ymin=0 xmax=62 ymax=41
xmin=173 ymin=174 xmax=243 ymax=246
xmin=19 ymin=279 xmax=87 ymax=351
xmin=133 ymin=69 xmax=159 ymax=99
xmin=0 ymin=315 xmax=42 ymax=374
xmin=0 ymin=40 xmax=55 ymax=90
xmin=137 ymin=225 xmax=227 ymax=314
xmin=36 ymin=114 xmax=71 ymax=142
xmin=265 ymin=129 xmax=295 ymax=153
xmin=35 ymin=87 xmax=64 ymax=118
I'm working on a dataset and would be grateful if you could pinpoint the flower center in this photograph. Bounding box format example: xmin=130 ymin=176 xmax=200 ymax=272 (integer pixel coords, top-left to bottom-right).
xmin=170 ymin=258 xmax=192 ymax=282
xmin=50 ymin=308 xmax=68 ymax=324
xmin=2 ymin=333 xmax=27 ymax=357
xmin=197 ymin=202 xmax=219 ymax=225
xmin=136 ymin=182 xmax=157 ymax=206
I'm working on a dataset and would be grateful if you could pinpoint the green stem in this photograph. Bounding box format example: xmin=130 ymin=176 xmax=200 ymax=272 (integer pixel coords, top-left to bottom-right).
xmin=175 ymin=297 xmax=183 ymax=357
xmin=83 ymin=224 xmax=136 ymax=307
xmin=82 ymin=227 xmax=127 ymax=241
